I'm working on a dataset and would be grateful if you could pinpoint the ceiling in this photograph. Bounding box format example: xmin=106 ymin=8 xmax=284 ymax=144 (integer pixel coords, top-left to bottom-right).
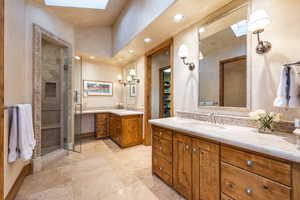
xmin=26 ymin=0 xmax=127 ymax=27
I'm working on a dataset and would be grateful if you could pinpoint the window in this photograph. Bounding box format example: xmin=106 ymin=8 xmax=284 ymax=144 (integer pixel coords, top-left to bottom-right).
xmin=44 ymin=0 xmax=110 ymax=10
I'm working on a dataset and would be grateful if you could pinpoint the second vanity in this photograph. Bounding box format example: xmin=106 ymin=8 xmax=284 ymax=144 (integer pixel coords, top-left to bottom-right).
xmin=149 ymin=117 xmax=300 ymax=200
xmin=81 ymin=109 xmax=143 ymax=148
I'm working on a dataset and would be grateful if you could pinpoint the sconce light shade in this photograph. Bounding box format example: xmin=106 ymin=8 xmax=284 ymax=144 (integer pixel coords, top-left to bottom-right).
xmin=127 ymin=76 xmax=133 ymax=82
xmin=248 ymin=9 xmax=271 ymax=54
xmin=117 ymin=75 xmax=122 ymax=81
xmin=178 ymin=44 xmax=189 ymax=58
xmin=248 ymin=9 xmax=270 ymax=33
xmin=129 ymin=69 xmax=136 ymax=76
xmin=199 ymin=51 xmax=204 ymax=60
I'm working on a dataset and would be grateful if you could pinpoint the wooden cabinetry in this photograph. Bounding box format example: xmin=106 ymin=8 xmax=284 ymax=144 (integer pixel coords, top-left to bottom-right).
xmin=109 ymin=114 xmax=142 ymax=148
xmin=151 ymin=125 xmax=300 ymax=200
xmin=152 ymin=126 xmax=173 ymax=185
xmin=192 ymin=138 xmax=220 ymax=200
xmin=95 ymin=113 xmax=109 ymax=139
xmin=153 ymin=127 xmax=220 ymax=200
xmin=173 ymin=133 xmax=192 ymax=199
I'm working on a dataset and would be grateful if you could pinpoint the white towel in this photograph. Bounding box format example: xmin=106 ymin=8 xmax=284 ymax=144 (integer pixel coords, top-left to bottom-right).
xmin=288 ymin=66 xmax=300 ymax=107
xmin=17 ymin=104 xmax=36 ymax=161
xmin=274 ymin=67 xmax=288 ymax=107
xmin=8 ymin=107 xmax=18 ymax=163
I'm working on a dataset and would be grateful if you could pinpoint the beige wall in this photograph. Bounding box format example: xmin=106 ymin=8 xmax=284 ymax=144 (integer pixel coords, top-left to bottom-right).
xmin=4 ymin=0 xmax=75 ymax=197
xmin=82 ymin=60 xmax=123 ymax=108
xmin=123 ymin=57 xmax=145 ymax=110
xmin=75 ymin=26 xmax=112 ymax=58
xmin=112 ymin=0 xmax=176 ymax=54
xmin=4 ymin=0 xmax=27 ymax=197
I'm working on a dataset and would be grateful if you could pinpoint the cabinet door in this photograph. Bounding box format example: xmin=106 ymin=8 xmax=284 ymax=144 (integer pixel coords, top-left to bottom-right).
xmin=122 ymin=116 xmax=142 ymax=147
xmin=95 ymin=114 xmax=108 ymax=138
xmin=173 ymin=133 xmax=192 ymax=199
xmin=109 ymin=115 xmax=116 ymax=140
xmin=192 ymin=138 xmax=220 ymax=200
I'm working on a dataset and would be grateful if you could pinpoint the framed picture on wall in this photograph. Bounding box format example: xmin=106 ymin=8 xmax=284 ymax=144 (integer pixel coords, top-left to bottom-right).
xmin=83 ymin=80 xmax=113 ymax=96
xmin=130 ymin=84 xmax=137 ymax=97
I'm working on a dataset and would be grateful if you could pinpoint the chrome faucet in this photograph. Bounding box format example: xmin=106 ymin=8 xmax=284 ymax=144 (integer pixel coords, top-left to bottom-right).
xmin=208 ymin=112 xmax=217 ymax=124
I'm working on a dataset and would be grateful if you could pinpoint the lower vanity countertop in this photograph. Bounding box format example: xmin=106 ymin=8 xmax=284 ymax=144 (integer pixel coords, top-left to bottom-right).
xmin=81 ymin=109 xmax=143 ymax=116
xmin=149 ymin=117 xmax=300 ymax=164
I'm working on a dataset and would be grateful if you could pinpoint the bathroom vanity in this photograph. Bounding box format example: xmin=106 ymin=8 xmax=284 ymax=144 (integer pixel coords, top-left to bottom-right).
xmin=82 ymin=109 xmax=143 ymax=148
xmin=150 ymin=117 xmax=300 ymax=200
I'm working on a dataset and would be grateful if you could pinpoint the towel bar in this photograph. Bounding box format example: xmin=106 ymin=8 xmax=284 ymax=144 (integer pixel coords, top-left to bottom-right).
xmin=4 ymin=105 xmax=18 ymax=110
xmin=283 ymin=60 xmax=300 ymax=67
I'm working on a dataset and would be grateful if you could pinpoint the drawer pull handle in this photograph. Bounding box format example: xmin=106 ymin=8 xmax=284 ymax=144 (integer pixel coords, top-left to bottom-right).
xmin=193 ymin=148 xmax=197 ymax=152
xmin=246 ymin=160 xmax=253 ymax=167
xmin=159 ymin=146 xmax=162 ymax=151
xmin=159 ymin=167 xmax=163 ymax=171
xmin=186 ymin=145 xmax=190 ymax=150
xmin=245 ymin=188 xmax=253 ymax=195
xmin=159 ymin=132 xmax=163 ymax=136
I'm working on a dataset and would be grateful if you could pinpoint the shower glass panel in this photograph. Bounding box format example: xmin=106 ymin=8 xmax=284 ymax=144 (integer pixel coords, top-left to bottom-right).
xmin=71 ymin=58 xmax=83 ymax=152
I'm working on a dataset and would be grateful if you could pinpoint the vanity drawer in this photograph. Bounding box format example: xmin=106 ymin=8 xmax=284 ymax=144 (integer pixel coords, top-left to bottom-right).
xmin=152 ymin=126 xmax=173 ymax=141
xmin=153 ymin=154 xmax=172 ymax=185
xmin=221 ymin=146 xmax=291 ymax=186
xmin=221 ymin=193 xmax=235 ymax=200
xmin=153 ymin=136 xmax=173 ymax=162
xmin=221 ymin=163 xmax=291 ymax=200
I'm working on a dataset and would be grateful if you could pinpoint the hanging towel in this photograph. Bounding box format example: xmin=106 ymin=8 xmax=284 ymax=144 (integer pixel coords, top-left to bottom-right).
xmin=288 ymin=66 xmax=300 ymax=107
xmin=274 ymin=67 xmax=288 ymax=107
xmin=8 ymin=107 xmax=19 ymax=163
xmin=17 ymin=104 xmax=36 ymax=161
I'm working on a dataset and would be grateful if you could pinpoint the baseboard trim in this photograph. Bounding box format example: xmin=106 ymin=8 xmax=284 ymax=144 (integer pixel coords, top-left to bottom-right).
xmin=80 ymin=132 xmax=95 ymax=139
xmin=5 ymin=164 xmax=32 ymax=200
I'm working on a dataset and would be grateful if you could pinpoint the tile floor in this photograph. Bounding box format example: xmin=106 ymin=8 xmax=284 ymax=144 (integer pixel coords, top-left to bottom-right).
xmin=16 ymin=138 xmax=184 ymax=200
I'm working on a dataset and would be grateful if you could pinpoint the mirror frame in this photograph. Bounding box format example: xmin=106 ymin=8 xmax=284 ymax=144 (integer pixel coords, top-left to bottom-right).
xmin=197 ymin=1 xmax=252 ymax=116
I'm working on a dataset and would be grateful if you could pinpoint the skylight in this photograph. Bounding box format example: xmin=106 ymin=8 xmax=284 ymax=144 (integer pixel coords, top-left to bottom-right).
xmin=230 ymin=19 xmax=247 ymax=37
xmin=44 ymin=0 xmax=110 ymax=10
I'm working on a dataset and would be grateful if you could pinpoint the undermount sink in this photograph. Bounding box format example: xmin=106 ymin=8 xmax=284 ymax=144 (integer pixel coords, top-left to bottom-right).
xmin=174 ymin=119 xmax=227 ymax=130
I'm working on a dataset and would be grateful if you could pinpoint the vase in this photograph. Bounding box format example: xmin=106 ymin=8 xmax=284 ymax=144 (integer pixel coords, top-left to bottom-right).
xmin=258 ymin=123 xmax=274 ymax=134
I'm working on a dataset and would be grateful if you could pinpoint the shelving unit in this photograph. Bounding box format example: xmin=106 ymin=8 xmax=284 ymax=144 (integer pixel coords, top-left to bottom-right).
xmin=159 ymin=66 xmax=171 ymax=118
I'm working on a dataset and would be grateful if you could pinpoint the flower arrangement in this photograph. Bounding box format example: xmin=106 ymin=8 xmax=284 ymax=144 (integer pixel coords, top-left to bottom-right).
xmin=249 ymin=109 xmax=282 ymax=133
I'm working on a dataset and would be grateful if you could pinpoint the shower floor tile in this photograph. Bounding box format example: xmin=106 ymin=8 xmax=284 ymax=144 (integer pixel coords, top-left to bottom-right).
xmin=15 ymin=138 xmax=184 ymax=200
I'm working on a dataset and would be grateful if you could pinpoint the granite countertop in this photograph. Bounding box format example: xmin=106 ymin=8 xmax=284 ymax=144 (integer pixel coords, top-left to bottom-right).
xmin=81 ymin=109 xmax=143 ymax=116
xmin=149 ymin=117 xmax=300 ymax=163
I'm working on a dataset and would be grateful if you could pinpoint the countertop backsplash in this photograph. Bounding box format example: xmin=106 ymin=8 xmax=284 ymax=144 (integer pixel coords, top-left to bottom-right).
xmin=176 ymin=111 xmax=295 ymax=134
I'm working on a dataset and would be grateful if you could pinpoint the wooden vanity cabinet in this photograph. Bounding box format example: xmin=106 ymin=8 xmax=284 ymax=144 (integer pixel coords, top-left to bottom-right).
xmin=152 ymin=127 xmax=220 ymax=200
xmin=173 ymin=133 xmax=193 ymax=199
xmin=95 ymin=113 xmax=109 ymax=139
xmin=152 ymin=125 xmax=300 ymax=200
xmin=192 ymin=138 xmax=220 ymax=200
xmin=109 ymin=114 xmax=142 ymax=148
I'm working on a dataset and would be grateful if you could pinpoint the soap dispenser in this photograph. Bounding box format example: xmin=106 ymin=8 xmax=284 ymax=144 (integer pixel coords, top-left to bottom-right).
xmin=293 ymin=119 xmax=300 ymax=149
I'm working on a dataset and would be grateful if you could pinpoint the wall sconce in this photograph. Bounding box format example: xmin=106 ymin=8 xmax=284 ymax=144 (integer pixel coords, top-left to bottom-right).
xmin=178 ymin=44 xmax=195 ymax=71
xmin=117 ymin=69 xmax=140 ymax=86
xmin=248 ymin=9 xmax=271 ymax=54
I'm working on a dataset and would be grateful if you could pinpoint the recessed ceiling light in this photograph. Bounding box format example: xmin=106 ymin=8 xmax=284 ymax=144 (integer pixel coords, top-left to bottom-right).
xmin=128 ymin=50 xmax=134 ymax=54
xmin=144 ymin=38 xmax=152 ymax=43
xmin=44 ymin=0 xmax=109 ymax=10
xmin=74 ymin=56 xmax=81 ymax=60
xmin=89 ymin=56 xmax=95 ymax=59
xmin=173 ymin=14 xmax=184 ymax=22
xmin=199 ymin=27 xmax=205 ymax=33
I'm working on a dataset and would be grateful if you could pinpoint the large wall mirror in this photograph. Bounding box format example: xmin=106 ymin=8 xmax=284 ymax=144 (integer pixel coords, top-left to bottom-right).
xmin=198 ymin=4 xmax=250 ymax=110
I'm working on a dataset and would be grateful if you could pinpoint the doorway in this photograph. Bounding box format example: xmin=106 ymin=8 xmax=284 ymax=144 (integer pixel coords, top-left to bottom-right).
xmin=144 ymin=39 xmax=174 ymax=146
xmin=219 ymin=55 xmax=246 ymax=107
xmin=159 ymin=66 xmax=171 ymax=118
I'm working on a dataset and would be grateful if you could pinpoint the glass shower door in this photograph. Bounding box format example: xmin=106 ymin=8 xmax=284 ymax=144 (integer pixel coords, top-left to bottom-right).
xmin=63 ymin=57 xmax=83 ymax=153
xmin=72 ymin=58 xmax=83 ymax=152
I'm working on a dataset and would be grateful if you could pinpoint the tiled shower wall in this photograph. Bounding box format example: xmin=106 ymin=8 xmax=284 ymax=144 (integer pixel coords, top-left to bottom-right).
xmin=41 ymin=39 xmax=64 ymax=155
